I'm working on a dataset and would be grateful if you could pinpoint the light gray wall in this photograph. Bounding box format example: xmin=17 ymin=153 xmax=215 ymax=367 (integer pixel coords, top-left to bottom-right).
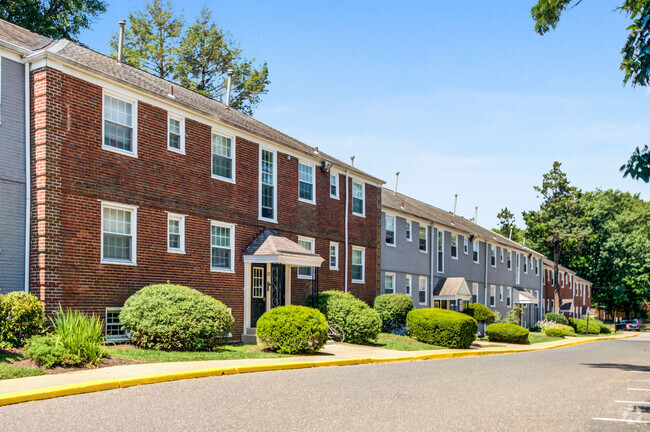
xmin=0 ymin=56 xmax=26 ymax=294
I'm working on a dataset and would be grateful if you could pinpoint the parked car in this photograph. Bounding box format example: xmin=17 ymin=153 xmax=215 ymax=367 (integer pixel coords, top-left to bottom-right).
xmin=615 ymin=319 xmax=641 ymax=331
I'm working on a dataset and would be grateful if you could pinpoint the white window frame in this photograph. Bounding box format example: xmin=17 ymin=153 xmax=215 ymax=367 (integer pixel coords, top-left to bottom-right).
xmin=298 ymin=161 xmax=316 ymax=204
xmin=406 ymin=220 xmax=412 ymax=242
xmin=419 ymin=225 xmax=428 ymax=253
xmin=499 ymin=286 xmax=503 ymax=302
xmin=329 ymin=241 xmax=339 ymax=270
xmin=490 ymin=245 xmax=497 ymax=267
xmin=105 ymin=307 xmax=130 ymax=343
xmin=418 ymin=276 xmax=428 ymax=305
xmin=259 ymin=146 xmax=277 ymax=223
xmin=523 ymin=255 xmax=528 ymax=274
xmin=507 ymin=287 xmax=512 ymax=307
xmin=210 ymin=220 xmax=235 ymax=273
xmin=516 ymin=253 xmax=521 ymax=284
xmin=385 ymin=215 xmax=396 ymax=247
xmin=450 ymin=233 xmax=458 ymax=260
xmin=500 ymin=248 xmax=504 ymax=263
xmin=490 ymin=285 xmax=496 ymax=307
xmin=351 ymin=246 xmax=365 ymax=283
xmin=167 ymin=113 xmax=185 ymax=154
xmin=100 ymin=201 xmax=137 ymax=266
xmin=472 ymin=282 xmax=478 ymax=303
xmin=351 ymin=180 xmax=365 ymax=217
xmin=329 ymin=173 xmax=339 ymax=199
xmin=405 ymin=275 xmax=412 ymax=296
xmin=384 ymin=272 xmax=395 ymax=294
xmin=437 ymin=230 xmax=445 ymax=273
xmin=507 ymin=250 xmax=512 ymax=271
xmin=102 ymin=90 xmax=138 ymax=157
xmin=472 ymin=240 xmax=479 ymax=263
xmin=167 ymin=213 xmax=186 ymax=254
xmin=298 ymin=236 xmax=316 ymax=279
xmin=211 ymin=130 xmax=236 ymax=183
xmin=463 ymin=236 xmax=469 ymax=255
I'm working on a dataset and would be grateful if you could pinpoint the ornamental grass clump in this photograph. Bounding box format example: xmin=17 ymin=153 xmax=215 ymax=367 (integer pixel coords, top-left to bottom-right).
xmin=407 ymin=308 xmax=478 ymax=349
xmin=256 ymin=305 xmax=328 ymax=354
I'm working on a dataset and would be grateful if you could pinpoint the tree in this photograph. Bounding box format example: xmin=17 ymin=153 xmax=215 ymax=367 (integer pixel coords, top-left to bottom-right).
xmin=523 ymin=162 xmax=591 ymax=313
xmin=493 ymin=207 xmax=524 ymax=243
xmin=531 ymin=0 xmax=650 ymax=182
xmin=109 ymin=0 xmax=183 ymax=80
xmin=0 ymin=0 xmax=107 ymax=42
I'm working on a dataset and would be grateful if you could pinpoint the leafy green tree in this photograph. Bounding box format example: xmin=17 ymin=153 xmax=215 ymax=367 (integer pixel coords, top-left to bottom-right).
xmin=493 ymin=207 xmax=524 ymax=243
xmin=0 ymin=0 xmax=107 ymax=42
xmin=531 ymin=0 xmax=650 ymax=182
xmin=109 ymin=0 xmax=183 ymax=80
xmin=174 ymin=7 xmax=270 ymax=115
xmin=523 ymin=162 xmax=591 ymax=313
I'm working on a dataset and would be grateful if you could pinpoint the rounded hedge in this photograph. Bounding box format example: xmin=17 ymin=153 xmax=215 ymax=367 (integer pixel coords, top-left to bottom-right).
xmin=596 ymin=321 xmax=612 ymax=334
xmin=327 ymin=296 xmax=382 ymax=344
xmin=462 ymin=303 xmax=496 ymax=324
xmin=0 ymin=292 xmax=45 ymax=348
xmin=305 ymin=290 xmax=354 ymax=316
xmin=406 ymin=308 xmax=478 ymax=349
xmin=568 ymin=318 xmax=600 ymax=335
xmin=544 ymin=327 xmax=566 ymax=338
xmin=486 ymin=323 xmax=530 ymax=344
xmin=120 ymin=284 xmax=234 ymax=351
xmin=256 ymin=305 xmax=328 ymax=354
xmin=373 ymin=294 xmax=414 ymax=332
xmin=543 ymin=313 xmax=569 ymax=326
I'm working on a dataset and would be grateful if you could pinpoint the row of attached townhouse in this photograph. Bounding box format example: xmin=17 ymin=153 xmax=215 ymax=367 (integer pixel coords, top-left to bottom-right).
xmin=542 ymin=259 xmax=592 ymax=319
xmin=0 ymin=20 xmax=383 ymax=342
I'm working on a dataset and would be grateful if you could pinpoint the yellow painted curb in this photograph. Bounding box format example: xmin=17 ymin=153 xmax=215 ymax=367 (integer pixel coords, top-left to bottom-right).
xmin=0 ymin=332 xmax=639 ymax=407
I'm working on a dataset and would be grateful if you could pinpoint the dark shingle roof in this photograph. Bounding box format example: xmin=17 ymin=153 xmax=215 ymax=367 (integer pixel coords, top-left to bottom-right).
xmin=0 ymin=20 xmax=52 ymax=51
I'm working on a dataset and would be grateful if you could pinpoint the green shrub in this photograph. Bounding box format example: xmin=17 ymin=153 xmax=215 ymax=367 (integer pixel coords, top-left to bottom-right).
xmin=486 ymin=323 xmax=530 ymax=344
xmin=256 ymin=306 xmax=328 ymax=354
xmin=23 ymin=334 xmax=71 ymax=368
xmin=568 ymin=318 xmax=600 ymax=334
xmin=327 ymin=296 xmax=382 ymax=344
xmin=373 ymin=294 xmax=414 ymax=331
xmin=305 ymin=290 xmax=354 ymax=316
xmin=543 ymin=313 xmax=569 ymax=326
xmin=462 ymin=303 xmax=495 ymax=324
xmin=597 ymin=321 xmax=612 ymax=334
xmin=120 ymin=284 xmax=234 ymax=351
xmin=0 ymin=292 xmax=45 ymax=347
xmin=407 ymin=308 xmax=478 ymax=349
xmin=544 ymin=327 xmax=567 ymax=338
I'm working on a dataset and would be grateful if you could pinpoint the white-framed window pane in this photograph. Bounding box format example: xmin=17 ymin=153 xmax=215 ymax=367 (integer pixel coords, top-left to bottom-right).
xmin=261 ymin=149 xmax=274 ymax=219
xmin=352 ymin=248 xmax=364 ymax=281
xmin=406 ymin=275 xmax=412 ymax=295
xmin=450 ymin=234 xmax=457 ymax=257
xmin=330 ymin=174 xmax=338 ymax=197
xmin=385 ymin=216 xmax=395 ymax=245
xmin=419 ymin=227 xmax=427 ymax=251
xmin=104 ymin=95 xmax=133 ymax=151
xmin=212 ymin=134 xmax=233 ymax=179
xmin=252 ymin=267 xmax=264 ymax=298
xmin=352 ymin=182 xmax=364 ymax=214
xmin=473 ymin=241 xmax=479 ymax=262
xmin=330 ymin=243 xmax=338 ymax=269
xmin=211 ymin=225 xmax=232 ymax=269
xmin=298 ymin=238 xmax=314 ymax=277
xmin=437 ymin=231 xmax=444 ymax=272
xmin=463 ymin=237 xmax=468 ymax=254
xmin=102 ymin=206 xmax=133 ymax=261
xmin=169 ymin=117 xmax=181 ymax=150
xmin=419 ymin=277 xmax=427 ymax=304
xmin=299 ymin=163 xmax=314 ymax=201
xmin=384 ymin=274 xmax=394 ymax=294
xmin=168 ymin=219 xmax=180 ymax=249
xmin=406 ymin=221 xmax=411 ymax=240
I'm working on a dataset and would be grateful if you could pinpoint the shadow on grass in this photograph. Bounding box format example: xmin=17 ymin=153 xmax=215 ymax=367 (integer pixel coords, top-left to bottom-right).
xmin=581 ymin=363 xmax=650 ymax=372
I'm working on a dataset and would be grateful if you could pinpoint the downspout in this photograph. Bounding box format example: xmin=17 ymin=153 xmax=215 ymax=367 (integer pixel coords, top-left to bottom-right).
xmin=23 ymin=62 xmax=31 ymax=293
xmin=429 ymin=223 xmax=434 ymax=307
xmin=483 ymin=240 xmax=489 ymax=334
xmin=344 ymin=170 xmax=349 ymax=293
xmin=539 ymin=257 xmax=543 ymax=322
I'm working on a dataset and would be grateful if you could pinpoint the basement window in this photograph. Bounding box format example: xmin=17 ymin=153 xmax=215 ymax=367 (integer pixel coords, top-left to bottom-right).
xmin=105 ymin=308 xmax=130 ymax=343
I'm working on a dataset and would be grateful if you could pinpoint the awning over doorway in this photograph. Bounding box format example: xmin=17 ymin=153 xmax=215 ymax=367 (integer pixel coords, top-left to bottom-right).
xmin=243 ymin=230 xmax=325 ymax=267
xmin=432 ymin=277 xmax=472 ymax=301
xmin=513 ymin=287 xmax=539 ymax=304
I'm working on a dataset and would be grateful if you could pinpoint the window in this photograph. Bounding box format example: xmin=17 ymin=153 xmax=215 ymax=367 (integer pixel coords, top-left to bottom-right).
xmin=101 ymin=202 xmax=136 ymax=265
xmin=437 ymin=231 xmax=444 ymax=273
xmin=499 ymin=286 xmax=503 ymax=302
xmin=352 ymin=181 xmax=365 ymax=216
xmin=418 ymin=276 xmax=427 ymax=304
xmin=472 ymin=240 xmax=479 ymax=263
xmin=515 ymin=253 xmax=521 ymax=284
xmin=507 ymin=251 xmax=512 ymax=270
xmin=507 ymin=287 xmax=512 ymax=307
xmin=472 ymin=283 xmax=478 ymax=303
xmin=500 ymin=249 xmax=504 ymax=263
xmin=299 ymin=162 xmax=315 ymax=203
xmin=260 ymin=148 xmax=276 ymax=221
xmin=534 ymin=258 xmax=539 ymax=275
xmin=103 ymin=93 xmax=136 ymax=155
xmin=329 ymin=242 xmax=338 ymax=270
xmin=167 ymin=213 xmax=185 ymax=253
xmin=490 ymin=285 xmax=495 ymax=307
xmin=168 ymin=115 xmax=184 ymax=153
xmin=330 ymin=173 xmax=339 ymax=198
xmin=490 ymin=245 xmax=496 ymax=267
xmin=523 ymin=256 xmax=528 ymax=273
xmin=298 ymin=237 xmax=315 ymax=278
xmin=212 ymin=132 xmax=234 ymax=181
xmin=384 ymin=273 xmax=395 ymax=294
xmin=405 ymin=275 xmax=412 ymax=295
xmin=351 ymin=246 xmax=365 ymax=283
xmin=419 ymin=226 xmax=427 ymax=252
xmin=105 ymin=308 xmax=129 ymax=342
xmin=463 ymin=236 xmax=469 ymax=254
xmin=450 ymin=233 xmax=458 ymax=259
xmin=211 ymin=221 xmax=235 ymax=272
xmin=385 ymin=216 xmax=395 ymax=246
xmin=406 ymin=221 xmax=412 ymax=241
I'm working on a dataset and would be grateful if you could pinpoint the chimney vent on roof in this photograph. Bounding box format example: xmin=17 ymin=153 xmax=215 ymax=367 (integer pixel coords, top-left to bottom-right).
xmin=394 ymin=171 xmax=400 ymax=195
xmin=168 ymin=84 xmax=174 ymax=98
xmin=225 ymin=69 xmax=234 ymax=107
xmin=350 ymin=155 xmax=355 ymax=167
xmin=453 ymin=193 xmax=458 ymax=216
xmin=401 ymin=201 xmax=405 ymax=210
xmin=474 ymin=206 xmax=478 ymax=225
xmin=117 ymin=20 xmax=126 ymax=64
xmin=314 ymin=147 xmax=319 ymax=154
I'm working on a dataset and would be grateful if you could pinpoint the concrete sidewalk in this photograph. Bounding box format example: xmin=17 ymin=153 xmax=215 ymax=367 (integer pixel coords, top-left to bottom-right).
xmin=0 ymin=332 xmax=638 ymax=406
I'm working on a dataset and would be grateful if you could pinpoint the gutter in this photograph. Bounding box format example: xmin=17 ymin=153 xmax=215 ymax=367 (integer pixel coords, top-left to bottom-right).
xmin=429 ymin=222 xmax=434 ymax=307
xmin=344 ymin=170 xmax=349 ymax=293
xmin=23 ymin=62 xmax=30 ymax=292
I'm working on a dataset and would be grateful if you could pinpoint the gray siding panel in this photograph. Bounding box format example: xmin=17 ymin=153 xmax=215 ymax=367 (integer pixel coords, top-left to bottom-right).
xmin=0 ymin=57 xmax=26 ymax=294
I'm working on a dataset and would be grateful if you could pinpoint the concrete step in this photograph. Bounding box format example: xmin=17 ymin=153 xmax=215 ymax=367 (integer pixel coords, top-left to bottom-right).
xmin=241 ymin=328 xmax=257 ymax=345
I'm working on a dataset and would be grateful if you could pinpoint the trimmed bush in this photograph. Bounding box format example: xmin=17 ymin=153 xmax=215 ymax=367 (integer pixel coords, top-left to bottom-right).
xmin=23 ymin=334 xmax=70 ymax=368
xmin=568 ymin=318 xmax=600 ymax=335
xmin=120 ymin=284 xmax=234 ymax=351
xmin=544 ymin=327 xmax=567 ymax=338
xmin=543 ymin=313 xmax=569 ymax=326
xmin=327 ymin=296 xmax=382 ymax=344
xmin=407 ymin=308 xmax=478 ymax=349
xmin=462 ymin=303 xmax=495 ymax=324
xmin=0 ymin=292 xmax=45 ymax=348
xmin=597 ymin=321 xmax=612 ymax=334
xmin=486 ymin=323 xmax=529 ymax=344
xmin=305 ymin=290 xmax=353 ymax=316
xmin=256 ymin=306 xmax=328 ymax=354
xmin=374 ymin=294 xmax=414 ymax=332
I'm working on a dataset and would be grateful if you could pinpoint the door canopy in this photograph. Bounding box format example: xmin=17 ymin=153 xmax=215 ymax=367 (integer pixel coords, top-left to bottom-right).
xmin=243 ymin=230 xmax=325 ymax=267
xmin=514 ymin=287 xmax=539 ymax=304
xmin=432 ymin=277 xmax=472 ymax=301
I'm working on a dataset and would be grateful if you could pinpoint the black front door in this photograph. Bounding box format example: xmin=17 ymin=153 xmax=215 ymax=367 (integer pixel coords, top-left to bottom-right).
xmin=251 ymin=264 xmax=266 ymax=328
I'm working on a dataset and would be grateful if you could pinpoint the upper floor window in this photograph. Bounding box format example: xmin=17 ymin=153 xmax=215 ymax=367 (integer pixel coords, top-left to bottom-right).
xmin=330 ymin=174 xmax=339 ymax=198
xmin=535 ymin=258 xmax=539 ymax=275
xmin=463 ymin=236 xmax=469 ymax=254
xmin=490 ymin=245 xmax=496 ymax=267
xmin=437 ymin=230 xmax=444 ymax=273
xmin=515 ymin=254 xmax=521 ymax=284
xmin=168 ymin=115 xmax=184 ymax=153
xmin=352 ymin=181 xmax=365 ymax=216
xmin=523 ymin=256 xmax=528 ymax=273
xmin=299 ymin=162 xmax=315 ymax=203
xmin=211 ymin=221 xmax=235 ymax=272
xmin=500 ymin=249 xmax=504 ymax=263
xmin=450 ymin=233 xmax=458 ymax=259
xmin=385 ymin=215 xmax=395 ymax=246
xmin=103 ymin=93 xmax=136 ymax=156
xmin=406 ymin=220 xmax=412 ymax=241
xmin=101 ymin=202 xmax=137 ymax=265
xmin=384 ymin=273 xmax=395 ymax=294
xmin=472 ymin=240 xmax=479 ymax=263
xmin=167 ymin=213 xmax=185 ymax=253
xmin=330 ymin=242 xmax=339 ymax=270
xmin=419 ymin=226 xmax=427 ymax=253
xmin=507 ymin=251 xmax=512 ymax=270
xmin=298 ymin=237 xmax=315 ymax=278
xmin=352 ymin=246 xmax=365 ymax=283
xmin=260 ymin=148 xmax=276 ymax=221
xmin=212 ymin=133 xmax=234 ymax=181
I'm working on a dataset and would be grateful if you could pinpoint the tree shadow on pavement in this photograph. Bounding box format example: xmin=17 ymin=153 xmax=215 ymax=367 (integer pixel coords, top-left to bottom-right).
xmin=581 ymin=363 xmax=650 ymax=372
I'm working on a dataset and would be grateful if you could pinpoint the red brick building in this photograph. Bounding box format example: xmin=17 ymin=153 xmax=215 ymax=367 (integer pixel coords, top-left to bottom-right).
xmin=542 ymin=259 xmax=592 ymax=319
xmin=1 ymin=21 xmax=383 ymax=342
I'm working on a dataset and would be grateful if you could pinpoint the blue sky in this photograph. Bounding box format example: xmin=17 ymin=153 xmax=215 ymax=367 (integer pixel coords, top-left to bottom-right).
xmin=80 ymin=0 xmax=649 ymax=229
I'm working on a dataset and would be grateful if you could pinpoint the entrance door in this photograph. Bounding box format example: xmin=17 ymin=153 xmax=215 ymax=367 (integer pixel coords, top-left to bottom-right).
xmin=269 ymin=264 xmax=286 ymax=308
xmin=251 ymin=264 xmax=266 ymax=328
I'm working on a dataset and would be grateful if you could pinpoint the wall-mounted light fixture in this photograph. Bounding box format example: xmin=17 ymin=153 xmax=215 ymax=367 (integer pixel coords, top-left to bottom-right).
xmin=321 ymin=160 xmax=333 ymax=172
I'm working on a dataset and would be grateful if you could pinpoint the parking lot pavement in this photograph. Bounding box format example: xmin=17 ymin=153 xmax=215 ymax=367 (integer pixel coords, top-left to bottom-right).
xmin=590 ymin=368 xmax=650 ymax=429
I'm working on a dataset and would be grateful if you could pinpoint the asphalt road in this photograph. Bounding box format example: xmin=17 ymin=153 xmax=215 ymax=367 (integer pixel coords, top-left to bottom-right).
xmin=2 ymin=333 xmax=649 ymax=431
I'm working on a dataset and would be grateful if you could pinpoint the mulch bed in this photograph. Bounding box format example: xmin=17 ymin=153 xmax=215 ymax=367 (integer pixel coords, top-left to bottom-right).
xmin=6 ymin=348 xmax=145 ymax=375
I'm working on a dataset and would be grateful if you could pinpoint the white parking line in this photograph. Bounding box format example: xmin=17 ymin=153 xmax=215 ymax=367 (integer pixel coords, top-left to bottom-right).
xmin=627 ymin=388 xmax=650 ymax=392
xmin=630 ymin=371 xmax=650 ymax=374
xmin=593 ymin=418 xmax=650 ymax=424
xmin=615 ymin=400 xmax=650 ymax=405
xmin=629 ymin=379 xmax=650 ymax=383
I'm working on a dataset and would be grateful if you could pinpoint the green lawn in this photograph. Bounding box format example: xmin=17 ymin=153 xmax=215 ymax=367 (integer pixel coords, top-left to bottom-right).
xmin=371 ymin=333 xmax=447 ymax=351
xmin=0 ymin=351 xmax=45 ymax=380
xmin=528 ymin=335 xmax=564 ymax=344
xmin=107 ymin=344 xmax=290 ymax=363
